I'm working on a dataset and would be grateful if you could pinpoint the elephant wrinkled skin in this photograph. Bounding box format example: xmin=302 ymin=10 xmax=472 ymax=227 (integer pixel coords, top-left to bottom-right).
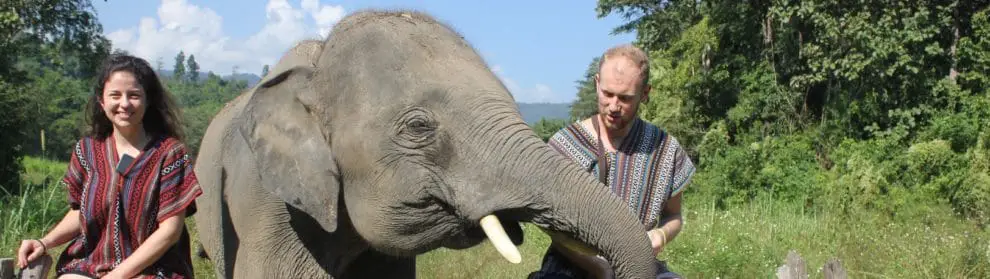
xmin=192 ymin=9 xmax=658 ymax=279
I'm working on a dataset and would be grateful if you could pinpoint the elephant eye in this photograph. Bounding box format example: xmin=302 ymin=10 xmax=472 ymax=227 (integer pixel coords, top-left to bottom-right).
xmin=405 ymin=117 xmax=436 ymax=135
xmin=394 ymin=108 xmax=437 ymax=148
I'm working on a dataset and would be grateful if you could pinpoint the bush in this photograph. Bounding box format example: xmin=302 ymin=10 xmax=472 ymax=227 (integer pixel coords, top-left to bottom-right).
xmin=0 ymin=80 xmax=29 ymax=196
xmin=692 ymin=124 xmax=825 ymax=209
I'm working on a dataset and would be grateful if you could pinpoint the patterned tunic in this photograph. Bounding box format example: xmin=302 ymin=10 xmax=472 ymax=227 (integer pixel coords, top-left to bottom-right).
xmin=529 ymin=117 xmax=695 ymax=279
xmin=54 ymin=135 xmax=203 ymax=278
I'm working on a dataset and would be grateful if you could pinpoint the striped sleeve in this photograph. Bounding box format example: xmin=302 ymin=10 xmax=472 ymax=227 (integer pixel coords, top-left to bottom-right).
xmin=62 ymin=139 xmax=87 ymax=210
xmin=669 ymin=137 xmax=695 ymax=198
xmin=157 ymin=143 xmax=203 ymax=222
xmin=546 ymin=122 xmax=597 ymax=173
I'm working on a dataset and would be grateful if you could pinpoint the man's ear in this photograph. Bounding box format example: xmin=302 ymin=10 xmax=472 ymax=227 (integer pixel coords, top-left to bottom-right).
xmin=641 ymin=84 xmax=651 ymax=104
xmin=237 ymin=66 xmax=340 ymax=233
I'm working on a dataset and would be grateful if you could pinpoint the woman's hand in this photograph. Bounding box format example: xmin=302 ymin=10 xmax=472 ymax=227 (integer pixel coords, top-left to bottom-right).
xmin=16 ymin=239 xmax=47 ymax=268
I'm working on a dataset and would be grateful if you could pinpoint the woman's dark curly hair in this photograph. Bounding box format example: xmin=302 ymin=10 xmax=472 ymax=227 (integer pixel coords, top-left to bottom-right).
xmin=86 ymin=54 xmax=185 ymax=141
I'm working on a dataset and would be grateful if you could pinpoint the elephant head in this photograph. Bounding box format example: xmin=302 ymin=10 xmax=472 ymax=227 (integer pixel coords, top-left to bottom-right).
xmin=236 ymin=10 xmax=657 ymax=278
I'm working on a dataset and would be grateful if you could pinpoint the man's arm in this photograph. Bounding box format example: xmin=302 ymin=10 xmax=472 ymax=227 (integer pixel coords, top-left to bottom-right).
xmin=648 ymin=192 xmax=683 ymax=256
xmin=546 ymin=232 xmax=615 ymax=279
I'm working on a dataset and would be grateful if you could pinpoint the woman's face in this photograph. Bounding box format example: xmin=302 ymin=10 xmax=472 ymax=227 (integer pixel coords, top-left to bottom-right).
xmin=101 ymin=71 xmax=148 ymax=133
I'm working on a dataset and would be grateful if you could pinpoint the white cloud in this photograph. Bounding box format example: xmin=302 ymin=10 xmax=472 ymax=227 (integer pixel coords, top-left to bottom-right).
xmin=491 ymin=65 xmax=564 ymax=103
xmin=302 ymin=0 xmax=345 ymax=37
xmin=105 ymin=0 xmax=345 ymax=76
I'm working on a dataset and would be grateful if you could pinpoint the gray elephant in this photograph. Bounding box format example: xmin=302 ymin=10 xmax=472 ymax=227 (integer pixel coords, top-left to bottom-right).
xmin=192 ymin=9 xmax=658 ymax=279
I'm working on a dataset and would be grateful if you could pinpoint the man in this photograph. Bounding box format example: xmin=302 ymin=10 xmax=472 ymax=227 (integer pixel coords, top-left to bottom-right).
xmin=529 ymin=44 xmax=695 ymax=279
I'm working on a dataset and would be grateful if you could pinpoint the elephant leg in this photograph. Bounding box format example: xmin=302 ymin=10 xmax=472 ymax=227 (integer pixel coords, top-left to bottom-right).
xmin=341 ymin=249 xmax=416 ymax=279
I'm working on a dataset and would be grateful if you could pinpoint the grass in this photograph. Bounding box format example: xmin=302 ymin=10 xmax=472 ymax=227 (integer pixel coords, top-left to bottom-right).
xmin=2 ymin=156 xmax=988 ymax=278
xmin=664 ymin=194 xmax=990 ymax=278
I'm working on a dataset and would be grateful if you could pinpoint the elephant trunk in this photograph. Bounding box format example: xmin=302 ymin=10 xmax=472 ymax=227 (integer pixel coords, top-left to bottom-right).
xmin=520 ymin=144 xmax=657 ymax=278
xmin=460 ymin=127 xmax=657 ymax=278
xmin=449 ymin=103 xmax=656 ymax=277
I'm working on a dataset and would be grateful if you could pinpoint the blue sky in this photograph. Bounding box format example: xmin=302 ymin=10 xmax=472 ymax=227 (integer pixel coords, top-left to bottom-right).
xmin=92 ymin=0 xmax=636 ymax=104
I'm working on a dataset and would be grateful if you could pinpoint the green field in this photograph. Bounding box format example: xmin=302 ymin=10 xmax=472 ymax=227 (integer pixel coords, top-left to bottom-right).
xmin=3 ymin=156 xmax=987 ymax=278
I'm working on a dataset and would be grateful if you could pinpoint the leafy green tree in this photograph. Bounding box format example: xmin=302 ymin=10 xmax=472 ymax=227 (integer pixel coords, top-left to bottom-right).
xmin=187 ymin=54 xmax=200 ymax=82
xmin=0 ymin=0 xmax=109 ymax=195
xmin=569 ymin=57 xmax=600 ymax=122
xmin=0 ymin=80 xmax=29 ymax=195
xmin=261 ymin=64 xmax=270 ymax=77
xmin=173 ymin=50 xmax=186 ymax=81
xmin=596 ymin=0 xmax=704 ymax=52
xmin=532 ymin=118 xmax=568 ymax=142
xmin=15 ymin=68 xmax=89 ymax=160
xmin=597 ymin=0 xmax=990 ymax=223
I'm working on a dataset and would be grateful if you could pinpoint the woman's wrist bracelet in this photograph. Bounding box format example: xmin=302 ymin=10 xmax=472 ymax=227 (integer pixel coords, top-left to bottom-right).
xmin=36 ymin=239 xmax=47 ymax=253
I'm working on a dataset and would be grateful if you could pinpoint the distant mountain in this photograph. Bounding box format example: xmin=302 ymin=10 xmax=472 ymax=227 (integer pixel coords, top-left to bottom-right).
xmin=516 ymin=102 xmax=572 ymax=125
xmin=227 ymin=73 xmax=262 ymax=87
xmin=157 ymin=70 xmax=262 ymax=87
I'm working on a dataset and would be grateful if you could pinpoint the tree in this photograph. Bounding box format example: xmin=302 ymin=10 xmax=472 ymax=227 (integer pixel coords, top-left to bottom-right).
xmin=596 ymin=0 xmax=704 ymax=52
xmin=112 ymin=48 xmax=131 ymax=56
xmin=569 ymin=57 xmax=601 ymax=122
xmin=532 ymin=117 xmax=568 ymax=142
xmin=0 ymin=80 xmax=28 ymax=195
xmin=0 ymin=0 xmax=110 ymax=195
xmin=156 ymin=56 xmax=164 ymax=73
xmin=261 ymin=64 xmax=270 ymax=77
xmin=173 ymin=50 xmax=186 ymax=81
xmin=187 ymin=54 xmax=200 ymax=82
xmin=1 ymin=0 xmax=111 ymax=80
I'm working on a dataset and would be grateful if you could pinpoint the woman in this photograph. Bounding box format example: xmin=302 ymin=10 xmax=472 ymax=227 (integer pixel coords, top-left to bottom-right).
xmin=16 ymin=54 xmax=203 ymax=279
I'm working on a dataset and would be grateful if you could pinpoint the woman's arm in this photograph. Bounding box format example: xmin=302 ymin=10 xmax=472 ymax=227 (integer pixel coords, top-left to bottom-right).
xmin=18 ymin=209 xmax=83 ymax=268
xmin=40 ymin=209 xmax=84 ymax=248
xmin=103 ymin=209 xmax=186 ymax=279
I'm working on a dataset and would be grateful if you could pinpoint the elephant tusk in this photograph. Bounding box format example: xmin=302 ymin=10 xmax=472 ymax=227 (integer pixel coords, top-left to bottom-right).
xmin=479 ymin=215 xmax=521 ymax=264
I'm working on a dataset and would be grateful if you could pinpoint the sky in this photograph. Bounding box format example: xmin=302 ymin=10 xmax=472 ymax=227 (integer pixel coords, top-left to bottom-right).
xmin=92 ymin=0 xmax=637 ymax=104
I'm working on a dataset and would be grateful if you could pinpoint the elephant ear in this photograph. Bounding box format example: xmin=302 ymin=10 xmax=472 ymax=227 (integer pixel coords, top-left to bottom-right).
xmin=237 ymin=66 xmax=340 ymax=233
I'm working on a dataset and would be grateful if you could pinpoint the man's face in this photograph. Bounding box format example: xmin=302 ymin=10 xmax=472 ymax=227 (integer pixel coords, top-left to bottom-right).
xmin=596 ymin=56 xmax=649 ymax=134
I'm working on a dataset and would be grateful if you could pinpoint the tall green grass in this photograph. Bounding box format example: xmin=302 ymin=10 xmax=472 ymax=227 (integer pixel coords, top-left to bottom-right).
xmin=1 ymin=157 xmax=68 ymax=256
xmin=663 ymin=194 xmax=989 ymax=278
xmin=3 ymin=157 xmax=988 ymax=278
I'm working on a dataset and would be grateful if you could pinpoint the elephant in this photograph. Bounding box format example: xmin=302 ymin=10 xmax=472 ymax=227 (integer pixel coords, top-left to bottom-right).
xmin=192 ymin=9 xmax=659 ymax=279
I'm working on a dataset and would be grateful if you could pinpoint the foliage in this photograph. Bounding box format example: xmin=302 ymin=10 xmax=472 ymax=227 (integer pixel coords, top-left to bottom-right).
xmin=637 ymin=15 xmax=719 ymax=155
xmin=1 ymin=0 xmax=110 ymax=81
xmin=594 ymin=0 xmax=990 ymax=229
xmin=187 ymin=54 xmax=200 ymax=82
xmin=162 ymin=70 xmax=248 ymax=156
xmin=531 ymin=117 xmax=568 ymax=142
xmin=20 ymin=68 xmax=90 ymax=160
xmin=0 ymin=0 xmax=107 ymax=196
xmin=0 ymin=80 xmax=29 ymax=195
xmin=568 ymin=57 xmax=600 ymax=122
xmin=173 ymin=50 xmax=186 ymax=82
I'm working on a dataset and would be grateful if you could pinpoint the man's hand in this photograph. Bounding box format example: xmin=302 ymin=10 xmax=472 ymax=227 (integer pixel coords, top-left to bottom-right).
xmin=647 ymin=229 xmax=666 ymax=256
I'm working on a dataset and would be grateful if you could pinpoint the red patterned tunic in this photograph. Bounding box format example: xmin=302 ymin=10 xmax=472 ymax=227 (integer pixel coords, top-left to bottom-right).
xmin=55 ymin=135 xmax=203 ymax=278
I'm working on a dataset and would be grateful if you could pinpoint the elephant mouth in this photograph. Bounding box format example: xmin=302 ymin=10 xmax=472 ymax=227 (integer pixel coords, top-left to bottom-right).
xmin=439 ymin=210 xmax=526 ymax=260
